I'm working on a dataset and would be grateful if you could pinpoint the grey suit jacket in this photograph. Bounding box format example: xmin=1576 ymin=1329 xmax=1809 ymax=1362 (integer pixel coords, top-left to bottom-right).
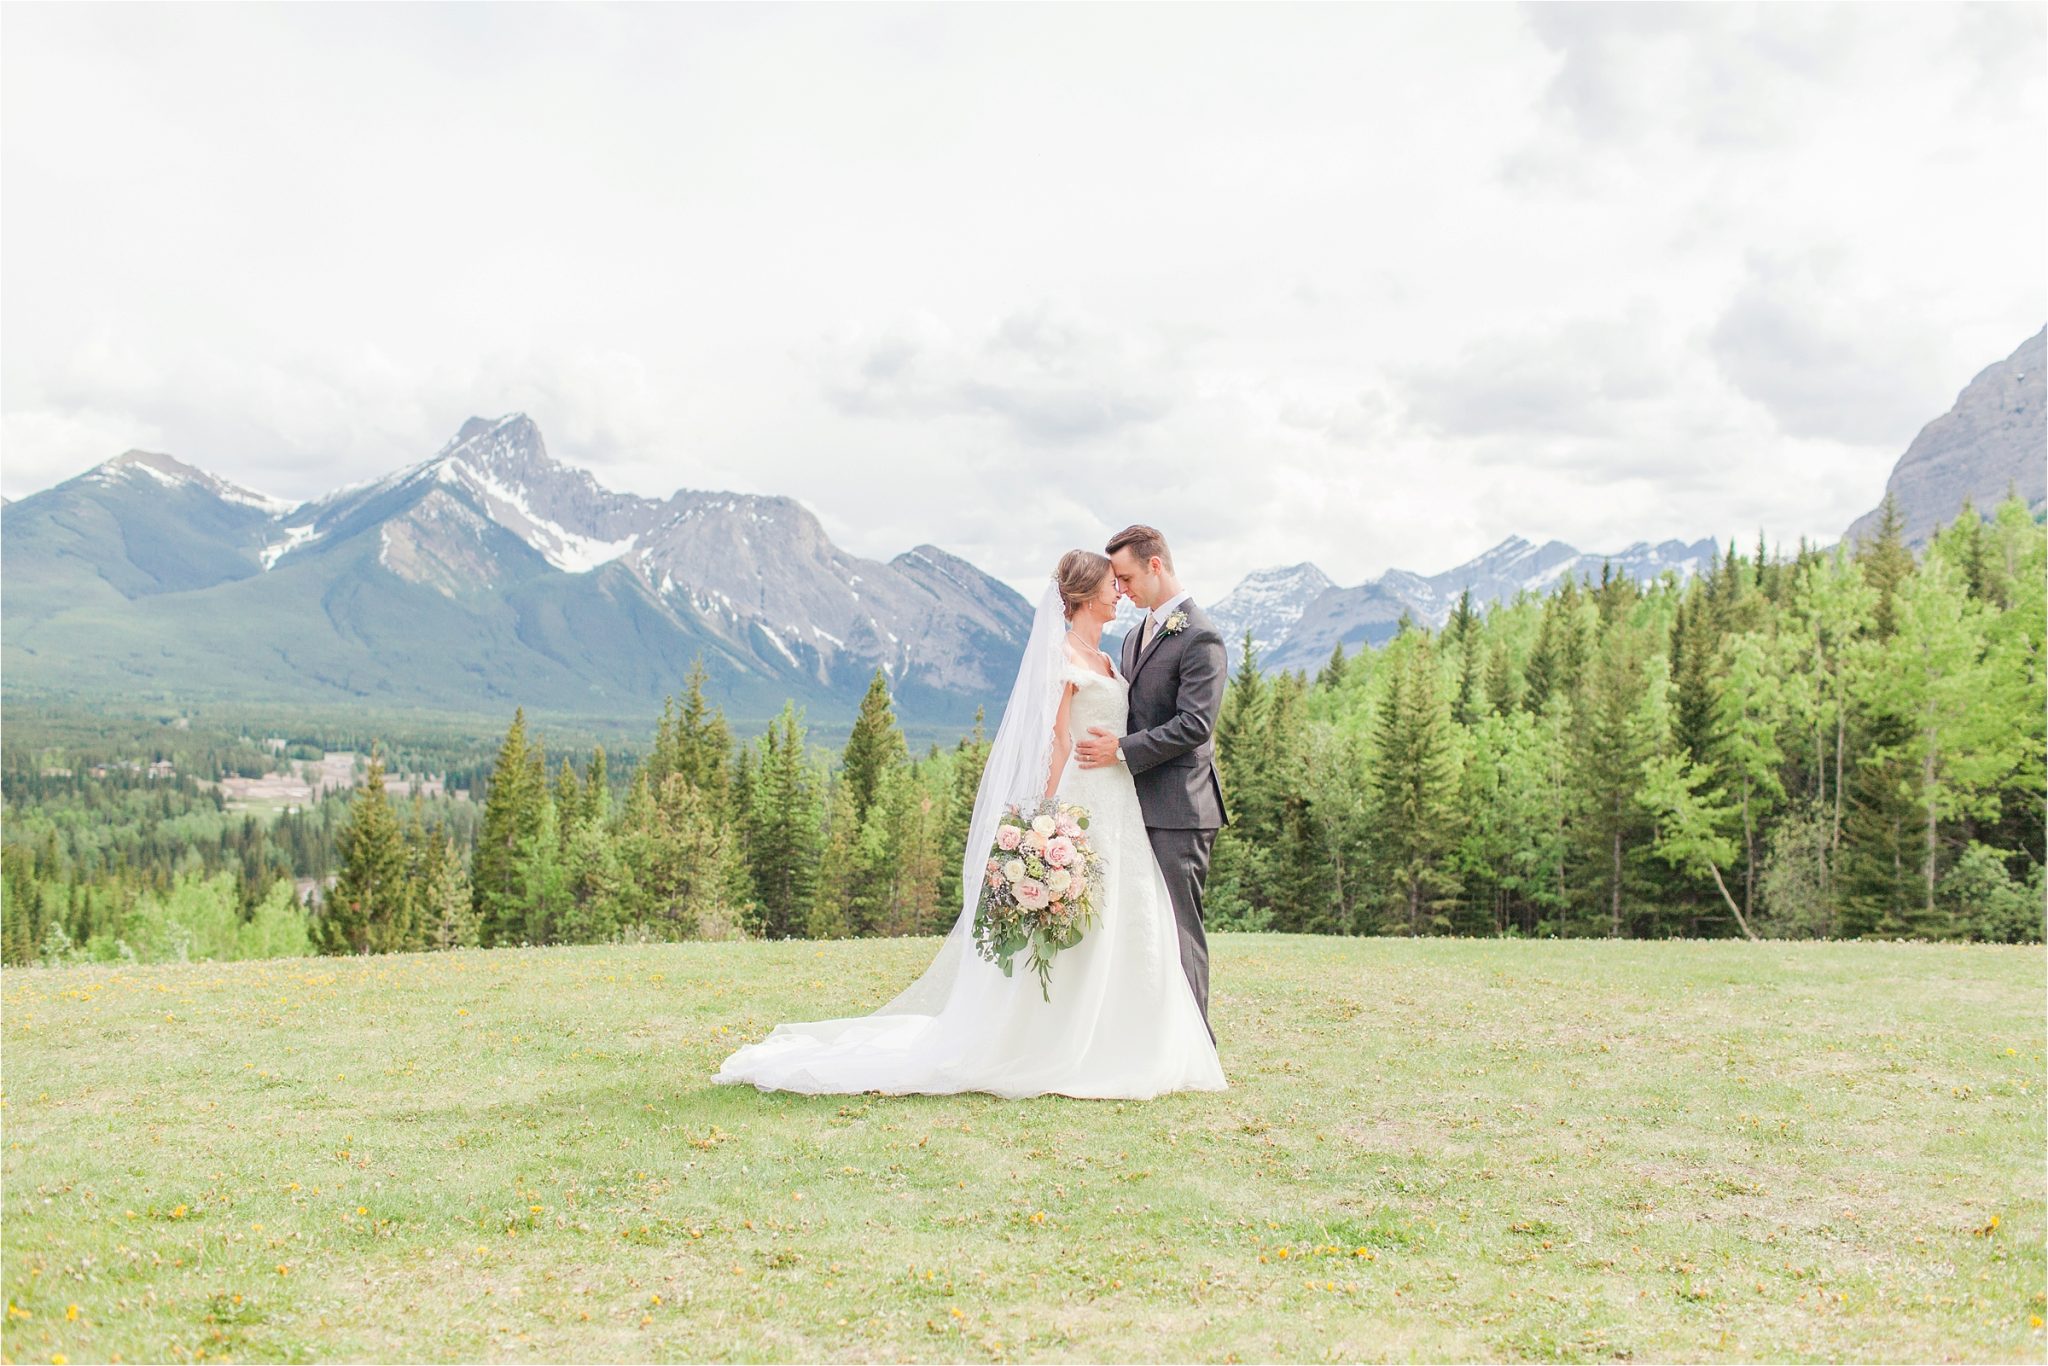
xmin=1119 ymin=599 xmax=1229 ymax=831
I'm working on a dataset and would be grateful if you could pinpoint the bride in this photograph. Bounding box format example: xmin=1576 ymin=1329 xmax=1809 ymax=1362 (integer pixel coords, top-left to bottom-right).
xmin=712 ymin=550 xmax=1226 ymax=1100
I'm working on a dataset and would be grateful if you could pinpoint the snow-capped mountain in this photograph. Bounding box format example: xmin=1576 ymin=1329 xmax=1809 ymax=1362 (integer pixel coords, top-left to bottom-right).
xmin=1214 ymin=534 xmax=1721 ymax=673
xmin=1204 ymin=563 xmax=1336 ymax=658
xmin=2 ymin=415 xmax=1033 ymax=724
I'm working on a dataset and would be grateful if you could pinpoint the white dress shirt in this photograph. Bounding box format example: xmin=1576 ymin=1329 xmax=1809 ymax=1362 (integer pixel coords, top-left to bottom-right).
xmin=1140 ymin=590 xmax=1192 ymax=652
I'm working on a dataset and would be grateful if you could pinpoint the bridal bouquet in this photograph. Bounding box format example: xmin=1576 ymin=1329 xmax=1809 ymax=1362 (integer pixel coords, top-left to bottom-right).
xmin=973 ymin=797 xmax=1106 ymax=1001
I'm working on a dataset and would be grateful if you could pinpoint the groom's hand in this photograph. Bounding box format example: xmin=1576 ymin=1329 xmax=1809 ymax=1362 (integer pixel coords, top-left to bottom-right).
xmin=1075 ymin=726 xmax=1122 ymax=769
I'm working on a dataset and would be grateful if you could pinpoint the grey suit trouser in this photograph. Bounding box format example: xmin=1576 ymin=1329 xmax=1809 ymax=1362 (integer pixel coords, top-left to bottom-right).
xmin=1146 ymin=825 xmax=1219 ymax=1045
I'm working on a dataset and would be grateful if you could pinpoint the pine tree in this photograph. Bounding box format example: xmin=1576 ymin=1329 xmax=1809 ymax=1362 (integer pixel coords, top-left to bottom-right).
xmin=841 ymin=669 xmax=908 ymax=825
xmin=1370 ymin=637 xmax=1463 ymax=934
xmin=1483 ymin=637 xmax=1519 ymax=716
xmin=1856 ymin=491 xmax=1914 ymax=639
xmin=321 ymin=752 xmax=409 ymax=955
xmin=516 ymin=798 xmax=571 ymax=946
xmin=748 ymin=703 xmax=822 ymax=937
xmin=1524 ymin=611 xmax=1559 ymax=715
xmin=473 ymin=710 xmax=546 ymax=946
xmin=1317 ymin=642 xmax=1348 ymax=692
xmin=807 ymin=779 xmax=861 ymax=939
xmin=416 ymin=824 xmax=479 ymax=950
xmin=677 ymin=657 xmax=734 ymax=805
xmin=553 ymin=758 xmax=583 ymax=834
xmin=1215 ymin=630 xmax=1269 ymax=792
xmin=1572 ymin=620 xmax=1658 ymax=936
xmin=1668 ymin=593 xmax=1720 ymax=764
xmin=584 ymin=746 xmax=611 ymax=826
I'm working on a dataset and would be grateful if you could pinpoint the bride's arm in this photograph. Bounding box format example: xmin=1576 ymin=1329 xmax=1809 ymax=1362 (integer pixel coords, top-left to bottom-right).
xmin=1044 ymin=681 xmax=1077 ymax=799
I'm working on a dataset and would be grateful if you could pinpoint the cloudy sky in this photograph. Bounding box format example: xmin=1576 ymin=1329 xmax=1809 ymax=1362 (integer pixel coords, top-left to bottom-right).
xmin=4 ymin=3 xmax=2043 ymax=599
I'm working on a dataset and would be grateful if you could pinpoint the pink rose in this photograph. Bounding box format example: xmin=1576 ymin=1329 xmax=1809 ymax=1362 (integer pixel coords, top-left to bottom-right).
xmin=1015 ymin=879 xmax=1050 ymax=910
xmin=996 ymin=826 xmax=1022 ymax=852
xmin=1065 ymin=875 xmax=1087 ymax=901
xmin=1055 ymin=816 xmax=1081 ymax=838
xmin=1044 ymin=835 xmax=1077 ymax=867
xmin=1024 ymin=828 xmax=1047 ymax=852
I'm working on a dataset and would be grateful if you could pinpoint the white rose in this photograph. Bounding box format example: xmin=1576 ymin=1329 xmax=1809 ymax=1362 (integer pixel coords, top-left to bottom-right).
xmin=1031 ymin=814 xmax=1057 ymax=837
xmin=1003 ymin=858 xmax=1026 ymax=884
xmin=1046 ymin=868 xmax=1072 ymax=894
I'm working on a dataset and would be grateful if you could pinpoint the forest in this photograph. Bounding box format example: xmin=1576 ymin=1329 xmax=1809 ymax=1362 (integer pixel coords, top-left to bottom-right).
xmin=3 ymin=492 xmax=2041 ymax=963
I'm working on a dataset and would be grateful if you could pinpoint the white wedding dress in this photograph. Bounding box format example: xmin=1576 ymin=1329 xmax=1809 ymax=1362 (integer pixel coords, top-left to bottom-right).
xmin=712 ymin=649 xmax=1226 ymax=1101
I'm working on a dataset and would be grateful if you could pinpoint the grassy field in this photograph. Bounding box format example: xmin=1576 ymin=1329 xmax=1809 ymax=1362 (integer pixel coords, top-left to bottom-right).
xmin=2 ymin=935 xmax=2042 ymax=1363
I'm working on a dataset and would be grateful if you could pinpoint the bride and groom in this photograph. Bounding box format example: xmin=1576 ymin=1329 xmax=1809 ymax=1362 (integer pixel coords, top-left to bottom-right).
xmin=713 ymin=524 xmax=1230 ymax=1100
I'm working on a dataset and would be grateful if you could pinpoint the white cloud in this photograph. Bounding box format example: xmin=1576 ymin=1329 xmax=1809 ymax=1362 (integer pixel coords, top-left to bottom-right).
xmin=1708 ymin=248 xmax=1949 ymax=447
xmin=2 ymin=2 xmax=2042 ymax=603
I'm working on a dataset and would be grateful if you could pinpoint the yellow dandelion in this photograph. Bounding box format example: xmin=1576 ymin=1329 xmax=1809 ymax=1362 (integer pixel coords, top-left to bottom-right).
xmin=65 ymin=1304 xmax=79 ymax=1322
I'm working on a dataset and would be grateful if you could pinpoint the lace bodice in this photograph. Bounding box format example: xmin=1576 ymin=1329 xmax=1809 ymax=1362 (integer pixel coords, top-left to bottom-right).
xmin=1060 ymin=659 xmax=1128 ymax=748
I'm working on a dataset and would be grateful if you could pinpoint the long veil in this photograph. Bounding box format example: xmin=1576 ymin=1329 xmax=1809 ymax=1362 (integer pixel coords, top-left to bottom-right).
xmin=873 ymin=578 xmax=1068 ymax=1018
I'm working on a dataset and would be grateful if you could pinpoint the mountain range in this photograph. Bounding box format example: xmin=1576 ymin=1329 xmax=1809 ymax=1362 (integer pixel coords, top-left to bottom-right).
xmin=1 ymin=415 xmax=1031 ymax=725
xmin=4 ymin=327 xmax=2037 ymax=724
xmin=1203 ymin=536 xmax=1722 ymax=674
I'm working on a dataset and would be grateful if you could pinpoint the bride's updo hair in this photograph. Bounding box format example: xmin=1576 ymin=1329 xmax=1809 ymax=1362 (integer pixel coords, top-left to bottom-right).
xmin=1054 ymin=549 xmax=1112 ymax=621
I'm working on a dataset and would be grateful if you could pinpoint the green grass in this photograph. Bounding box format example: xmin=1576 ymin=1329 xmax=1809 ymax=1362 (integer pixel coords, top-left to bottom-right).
xmin=2 ymin=936 xmax=2042 ymax=1363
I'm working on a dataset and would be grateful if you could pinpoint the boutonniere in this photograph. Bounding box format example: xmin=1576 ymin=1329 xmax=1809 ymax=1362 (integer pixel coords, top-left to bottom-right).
xmin=1161 ymin=610 xmax=1189 ymax=636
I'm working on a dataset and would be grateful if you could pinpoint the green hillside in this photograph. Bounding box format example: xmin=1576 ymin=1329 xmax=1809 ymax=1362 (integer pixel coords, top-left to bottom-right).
xmin=3 ymin=936 xmax=2041 ymax=1362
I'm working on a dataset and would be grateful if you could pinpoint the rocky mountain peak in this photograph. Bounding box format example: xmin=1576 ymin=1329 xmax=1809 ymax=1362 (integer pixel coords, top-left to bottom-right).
xmin=1845 ymin=326 xmax=2046 ymax=548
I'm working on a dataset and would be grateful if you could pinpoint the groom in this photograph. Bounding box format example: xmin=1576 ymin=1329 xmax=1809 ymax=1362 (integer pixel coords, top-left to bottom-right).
xmin=1074 ymin=524 xmax=1228 ymax=1044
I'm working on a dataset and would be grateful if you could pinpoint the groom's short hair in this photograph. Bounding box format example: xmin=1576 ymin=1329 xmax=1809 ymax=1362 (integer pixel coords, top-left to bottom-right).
xmin=1106 ymin=524 xmax=1174 ymax=572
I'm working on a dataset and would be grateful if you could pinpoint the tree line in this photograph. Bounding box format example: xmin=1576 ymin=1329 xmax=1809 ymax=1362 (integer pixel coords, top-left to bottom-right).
xmin=7 ymin=492 xmax=2039 ymax=963
xmin=1205 ymin=494 xmax=2043 ymax=942
xmin=307 ymin=662 xmax=989 ymax=956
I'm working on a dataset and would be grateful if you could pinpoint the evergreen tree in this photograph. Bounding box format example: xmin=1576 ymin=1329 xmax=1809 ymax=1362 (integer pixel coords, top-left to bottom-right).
xmin=516 ymin=798 xmax=571 ymax=946
xmin=1572 ymin=620 xmax=1658 ymax=936
xmin=841 ymin=669 xmax=908 ymax=824
xmin=807 ymin=779 xmax=861 ymax=939
xmin=1370 ymin=637 xmax=1463 ymax=934
xmin=747 ymin=703 xmax=822 ymax=937
xmin=677 ymin=657 xmax=734 ymax=806
xmin=473 ymin=710 xmax=546 ymax=946
xmin=1483 ymin=637 xmax=1519 ymax=716
xmin=321 ymin=752 xmax=410 ymax=955
xmin=584 ymin=746 xmax=611 ymax=826
xmin=1317 ymin=642 xmax=1349 ymax=692
xmin=1668 ymin=594 xmax=1720 ymax=765
xmin=1855 ymin=491 xmax=1914 ymax=639
xmin=415 ymin=823 xmax=479 ymax=950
